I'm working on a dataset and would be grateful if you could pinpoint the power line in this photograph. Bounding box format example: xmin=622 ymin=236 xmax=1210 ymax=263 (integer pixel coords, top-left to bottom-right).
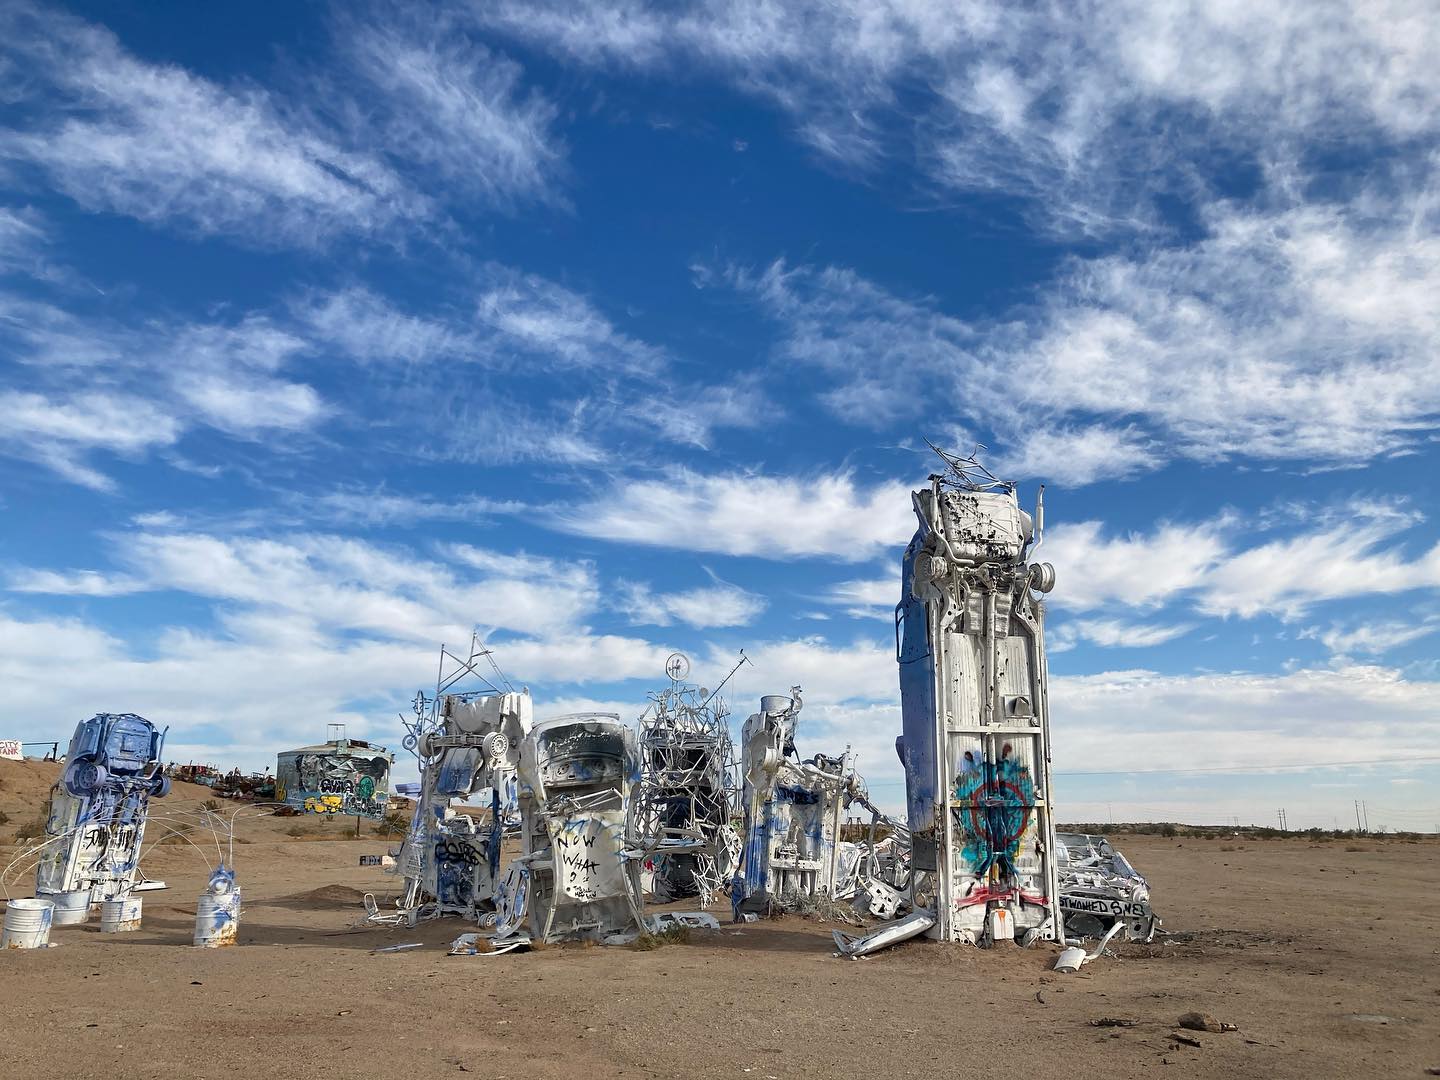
xmin=862 ymin=754 xmax=1440 ymax=787
xmin=1055 ymin=755 xmax=1440 ymax=777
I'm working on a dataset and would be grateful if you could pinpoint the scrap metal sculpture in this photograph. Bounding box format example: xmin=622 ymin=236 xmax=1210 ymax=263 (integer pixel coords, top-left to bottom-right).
xmin=632 ymin=653 xmax=743 ymax=907
xmin=896 ymin=445 xmax=1061 ymax=944
xmin=1055 ymin=832 xmax=1160 ymax=941
xmin=385 ymin=638 xmax=530 ymax=925
xmin=737 ymin=689 xmax=856 ymax=912
xmin=36 ymin=712 xmax=170 ymax=903
xmin=498 ymin=713 xmax=647 ymax=944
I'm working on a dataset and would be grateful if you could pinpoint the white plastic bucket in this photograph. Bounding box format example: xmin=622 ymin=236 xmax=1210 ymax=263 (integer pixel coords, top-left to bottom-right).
xmin=193 ymin=889 xmax=241 ymax=947
xmin=99 ymin=896 xmax=143 ymax=933
xmin=47 ymin=890 xmax=90 ymax=927
xmin=3 ymin=898 xmax=55 ymax=949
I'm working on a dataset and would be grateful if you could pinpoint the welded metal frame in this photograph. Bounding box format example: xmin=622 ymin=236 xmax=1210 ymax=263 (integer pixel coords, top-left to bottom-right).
xmin=387 ymin=637 xmax=530 ymax=925
xmin=631 ymin=655 xmax=743 ymax=907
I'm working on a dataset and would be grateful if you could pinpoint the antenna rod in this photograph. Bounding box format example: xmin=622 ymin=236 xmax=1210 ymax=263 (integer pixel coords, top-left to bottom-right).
xmin=700 ymin=650 xmax=751 ymax=709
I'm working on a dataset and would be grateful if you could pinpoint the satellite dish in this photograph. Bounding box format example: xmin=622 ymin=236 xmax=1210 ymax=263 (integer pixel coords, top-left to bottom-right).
xmin=665 ymin=652 xmax=690 ymax=682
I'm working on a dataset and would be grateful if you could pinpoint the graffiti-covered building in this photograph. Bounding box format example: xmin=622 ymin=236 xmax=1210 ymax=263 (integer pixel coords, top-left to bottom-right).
xmin=276 ymin=729 xmax=393 ymax=819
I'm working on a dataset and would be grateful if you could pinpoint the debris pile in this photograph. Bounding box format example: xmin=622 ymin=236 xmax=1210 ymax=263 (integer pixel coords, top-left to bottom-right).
xmin=1056 ymin=832 xmax=1161 ymax=942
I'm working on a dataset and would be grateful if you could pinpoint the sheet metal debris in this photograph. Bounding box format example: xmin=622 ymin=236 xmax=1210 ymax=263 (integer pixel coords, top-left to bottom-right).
xmin=831 ymin=910 xmax=936 ymax=959
xmin=1056 ymin=832 xmax=1161 ymax=942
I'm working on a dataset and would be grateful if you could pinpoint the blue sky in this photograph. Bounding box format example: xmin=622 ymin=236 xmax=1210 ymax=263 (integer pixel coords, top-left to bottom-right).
xmin=2 ymin=0 xmax=1438 ymax=831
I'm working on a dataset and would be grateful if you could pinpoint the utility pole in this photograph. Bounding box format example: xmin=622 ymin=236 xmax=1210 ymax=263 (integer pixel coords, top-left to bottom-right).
xmin=1362 ymin=801 xmax=1370 ymax=832
xmin=1354 ymin=800 xmax=1363 ymax=831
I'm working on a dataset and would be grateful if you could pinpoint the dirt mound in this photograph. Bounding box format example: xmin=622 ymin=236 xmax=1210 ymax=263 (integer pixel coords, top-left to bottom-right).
xmin=279 ymin=884 xmax=371 ymax=907
xmin=0 ymin=758 xmax=303 ymax=845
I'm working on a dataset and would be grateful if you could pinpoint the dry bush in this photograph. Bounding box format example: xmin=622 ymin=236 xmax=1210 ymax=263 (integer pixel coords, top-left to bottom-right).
xmin=14 ymin=816 xmax=46 ymax=840
xmin=629 ymin=925 xmax=692 ymax=950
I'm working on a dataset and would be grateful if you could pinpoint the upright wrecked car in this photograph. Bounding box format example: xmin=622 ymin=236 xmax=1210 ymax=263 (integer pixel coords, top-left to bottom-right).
xmin=895 ymin=446 xmax=1060 ymax=945
xmin=37 ymin=712 xmax=170 ymax=903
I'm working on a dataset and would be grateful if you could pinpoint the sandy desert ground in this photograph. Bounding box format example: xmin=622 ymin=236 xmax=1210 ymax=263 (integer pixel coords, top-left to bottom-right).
xmin=1 ymin=758 xmax=1436 ymax=1080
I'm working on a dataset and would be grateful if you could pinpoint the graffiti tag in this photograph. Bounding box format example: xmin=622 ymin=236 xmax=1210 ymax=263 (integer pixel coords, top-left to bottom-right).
xmin=1061 ymin=896 xmax=1152 ymax=918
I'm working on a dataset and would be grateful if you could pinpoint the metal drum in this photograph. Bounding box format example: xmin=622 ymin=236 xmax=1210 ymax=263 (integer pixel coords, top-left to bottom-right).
xmin=3 ymin=898 xmax=55 ymax=948
xmin=46 ymin=889 xmax=90 ymax=927
xmin=193 ymin=889 xmax=241 ymax=947
xmin=99 ymin=895 xmax=143 ymax=933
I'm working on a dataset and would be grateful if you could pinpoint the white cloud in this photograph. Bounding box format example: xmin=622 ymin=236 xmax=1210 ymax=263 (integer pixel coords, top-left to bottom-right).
xmin=0 ymin=299 xmax=330 ymax=485
xmin=0 ymin=607 xmax=433 ymax=767
xmin=338 ymin=14 xmax=563 ymax=209
xmin=1048 ymin=617 xmax=1193 ymax=653
xmin=0 ymin=5 xmax=420 ymax=245
xmin=819 ymin=577 xmax=895 ymax=620
xmin=1050 ymin=663 xmax=1440 ymax=777
xmin=626 ymin=377 xmax=773 ymax=450
xmin=0 ymin=523 xmax=692 ymax=767
xmin=617 ymin=574 xmax=767 ymax=629
xmin=742 ymin=653 xmax=1440 ymax=818
xmin=1004 ymin=204 xmax=1440 ymax=470
xmin=305 ymin=489 xmax=526 ymax=527
xmin=730 ymin=202 xmax=1440 ymax=481
xmin=303 ymin=270 xmax=670 ymax=374
xmin=1042 ymin=518 xmax=1227 ymax=611
xmin=300 ymin=287 xmax=470 ymax=367
xmin=990 ymin=426 xmax=1161 ymax=488
xmin=1198 ymin=507 xmax=1440 ymax=619
xmin=0 ymin=205 xmax=66 ymax=282
xmin=171 ymin=371 xmax=326 ymax=436
xmin=10 ymin=530 xmax=600 ymax=641
xmin=558 ymin=468 xmax=913 ymax=560
xmin=0 ymin=4 xmax=568 ymax=247
xmin=1300 ymin=620 xmax=1440 ymax=656
xmin=709 ymin=636 xmax=896 ymax=707
xmin=0 ymin=390 xmax=183 ymax=490
xmin=476 ymin=271 xmax=666 ymax=376
xmin=470 ymin=1 xmax=1440 ymax=232
xmin=1045 ymin=499 xmax=1440 ymax=621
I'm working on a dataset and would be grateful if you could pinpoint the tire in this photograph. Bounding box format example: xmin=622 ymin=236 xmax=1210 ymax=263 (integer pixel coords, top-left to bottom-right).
xmin=64 ymin=760 xmax=108 ymax=797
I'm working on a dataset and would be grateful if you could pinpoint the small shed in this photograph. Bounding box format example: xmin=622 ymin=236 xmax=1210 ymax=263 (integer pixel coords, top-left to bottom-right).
xmin=275 ymin=725 xmax=393 ymax=819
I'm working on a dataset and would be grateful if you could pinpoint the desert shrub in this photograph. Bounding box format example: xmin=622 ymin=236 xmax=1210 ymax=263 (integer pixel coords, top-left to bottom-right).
xmin=0 ymin=810 xmax=10 ymax=825
xmin=14 ymin=816 xmax=46 ymax=840
xmin=202 ymin=799 xmax=221 ymax=812
xmin=629 ymin=925 xmax=692 ymax=950
xmin=374 ymin=810 xmax=408 ymax=836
